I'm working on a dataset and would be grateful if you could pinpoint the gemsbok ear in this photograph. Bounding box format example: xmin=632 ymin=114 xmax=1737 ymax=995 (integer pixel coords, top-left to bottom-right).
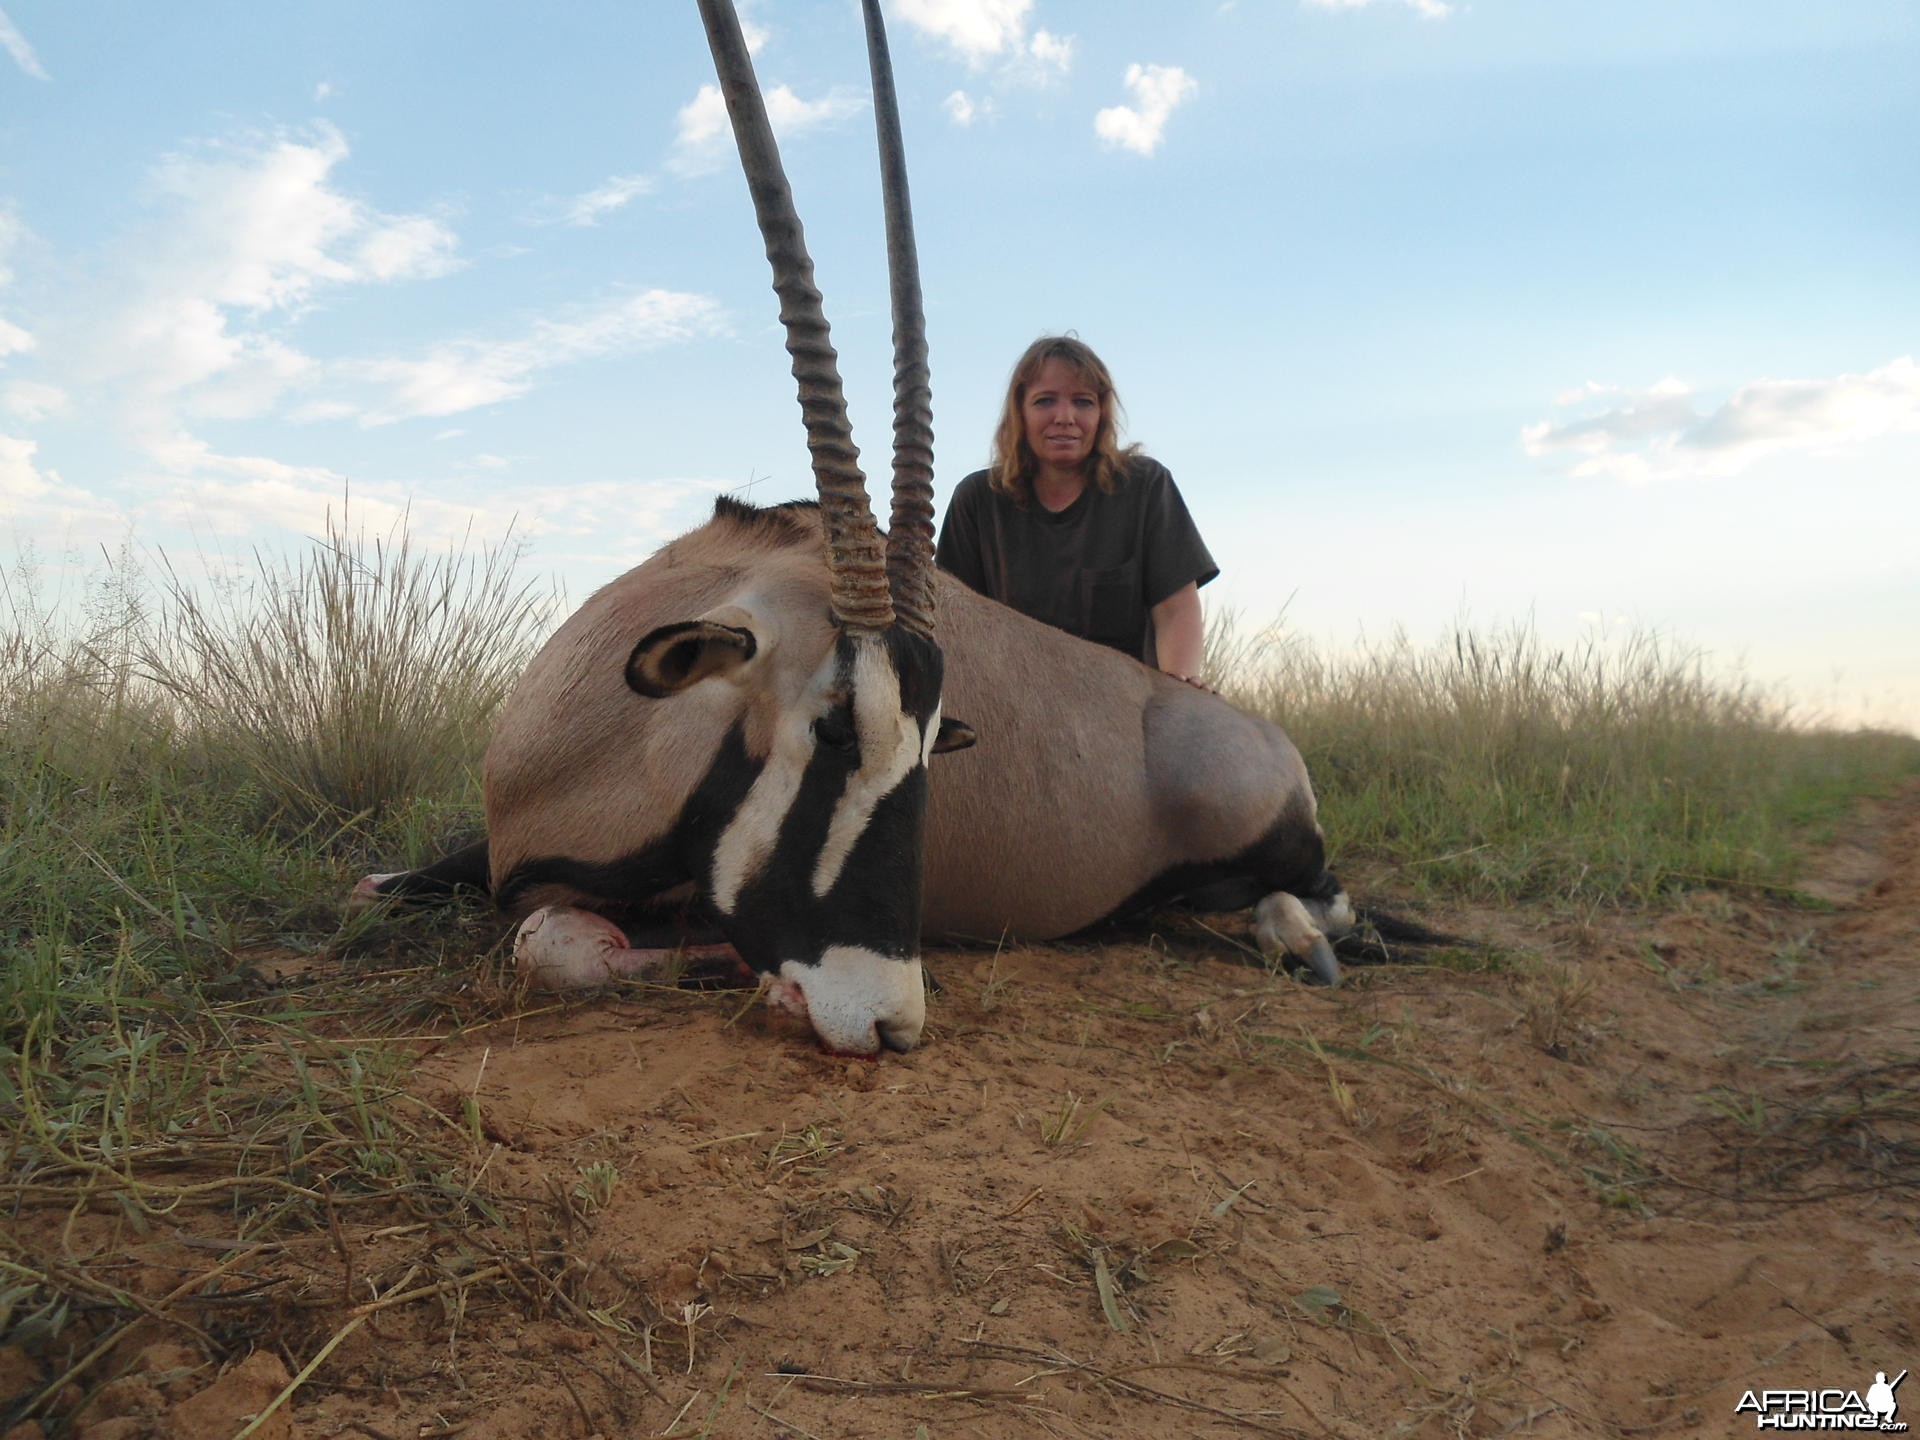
xmin=626 ymin=621 xmax=758 ymax=697
xmin=931 ymin=716 xmax=977 ymax=754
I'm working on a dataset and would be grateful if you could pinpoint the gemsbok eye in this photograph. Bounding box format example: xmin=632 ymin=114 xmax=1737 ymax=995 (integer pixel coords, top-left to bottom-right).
xmin=813 ymin=712 xmax=858 ymax=754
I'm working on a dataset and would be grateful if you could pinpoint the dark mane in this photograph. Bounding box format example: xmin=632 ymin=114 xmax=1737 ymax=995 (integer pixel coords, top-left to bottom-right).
xmin=712 ymin=494 xmax=821 ymax=541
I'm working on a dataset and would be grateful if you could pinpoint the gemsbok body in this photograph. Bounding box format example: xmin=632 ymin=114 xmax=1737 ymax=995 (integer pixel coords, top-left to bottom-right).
xmin=358 ymin=0 xmax=1355 ymax=1054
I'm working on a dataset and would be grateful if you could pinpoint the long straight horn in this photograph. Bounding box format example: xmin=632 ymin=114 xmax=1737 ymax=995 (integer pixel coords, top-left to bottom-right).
xmin=697 ymin=0 xmax=893 ymax=631
xmin=860 ymin=0 xmax=935 ymax=640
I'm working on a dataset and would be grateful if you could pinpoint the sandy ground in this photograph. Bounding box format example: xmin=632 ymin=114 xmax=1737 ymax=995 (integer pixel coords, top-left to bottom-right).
xmin=6 ymin=782 xmax=1916 ymax=1440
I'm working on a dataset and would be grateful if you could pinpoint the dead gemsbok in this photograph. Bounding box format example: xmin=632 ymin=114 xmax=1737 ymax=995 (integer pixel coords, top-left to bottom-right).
xmin=358 ymin=0 xmax=1362 ymax=1054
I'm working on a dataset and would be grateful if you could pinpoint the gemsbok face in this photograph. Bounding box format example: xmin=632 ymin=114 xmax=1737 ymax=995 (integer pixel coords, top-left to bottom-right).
xmin=622 ymin=621 xmax=958 ymax=1053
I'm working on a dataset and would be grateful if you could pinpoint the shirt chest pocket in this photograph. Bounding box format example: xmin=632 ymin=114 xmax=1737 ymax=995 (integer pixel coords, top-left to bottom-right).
xmin=1079 ymin=563 xmax=1143 ymax=654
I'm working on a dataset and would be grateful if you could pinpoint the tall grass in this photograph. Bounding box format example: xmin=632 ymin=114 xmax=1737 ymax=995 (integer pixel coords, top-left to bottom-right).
xmin=145 ymin=510 xmax=552 ymax=829
xmin=3 ymin=521 xmax=551 ymax=1429
xmin=3 ymin=514 xmax=550 ymax=969
xmin=2 ymin=513 xmax=551 ymax=1182
xmin=2 ymin=549 xmax=174 ymax=788
xmin=1207 ymin=614 xmax=1920 ymax=904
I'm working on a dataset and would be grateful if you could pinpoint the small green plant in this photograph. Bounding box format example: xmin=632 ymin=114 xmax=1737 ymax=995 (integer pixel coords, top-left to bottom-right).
xmin=1517 ymin=962 xmax=1598 ymax=1059
xmin=1300 ymin=1030 xmax=1371 ymax=1129
xmin=574 ymin=1159 xmax=620 ymax=1212
xmin=767 ymin=1123 xmax=841 ymax=1175
xmin=1038 ymin=1090 xmax=1113 ymax=1148
xmin=1702 ymin=1088 xmax=1769 ymax=1135
xmin=977 ymin=932 xmax=1015 ymax=1010
xmin=1752 ymin=932 xmax=1819 ymax=995
xmin=797 ymin=1241 xmax=861 ymax=1278
xmin=1573 ymin=1124 xmax=1656 ymax=1214
xmin=1054 ymin=1222 xmax=1140 ymax=1333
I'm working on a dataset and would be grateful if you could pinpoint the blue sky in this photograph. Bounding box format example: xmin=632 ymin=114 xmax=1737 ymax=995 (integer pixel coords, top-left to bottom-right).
xmin=3 ymin=1 xmax=1916 ymax=729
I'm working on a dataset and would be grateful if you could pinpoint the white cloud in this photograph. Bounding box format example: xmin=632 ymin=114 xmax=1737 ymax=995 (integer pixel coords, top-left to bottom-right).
xmin=1523 ymin=375 xmax=1696 ymax=459
xmin=481 ymin=475 xmax=726 ymax=557
xmin=0 ymin=431 xmax=49 ymax=506
xmin=0 ymin=205 xmax=23 ymax=287
xmin=564 ymin=173 xmax=655 ymax=226
xmin=0 ymin=120 xmax=591 ymax=539
xmin=13 ymin=121 xmax=476 ymax=476
xmin=670 ymin=83 xmax=867 ymax=177
xmin=1522 ymin=357 xmax=1920 ymax=484
xmin=893 ymin=0 xmax=1033 ymax=63
xmin=944 ymin=90 xmax=979 ymax=126
xmin=1025 ymin=29 xmax=1074 ymax=75
xmin=142 ymin=125 xmax=458 ymax=317
xmin=185 ymin=337 xmax=315 ymax=421
xmin=314 ymin=81 xmax=335 ymax=102
xmin=138 ymin=460 xmax=722 ymax=563
xmin=142 ymin=430 xmax=335 ymax=488
xmin=355 ymin=214 xmax=460 ymax=280
xmin=141 ymin=467 xmax=503 ymax=547
xmin=343 ymin=288 xmax=723 ymax=424
xmin=0 ymin=432 xmax=122 ymax=536
xmin=286 ymin=399 xmax=358 ymax=424
xmin=0 ymin=207 xmax=28 ymax=358
xmin=1553 ymin=380 xmax=1619 ymax=407
xmin=3 ymin=381 xmax=69 ymax=422
xmin=127 ymin=438 xmax=533 ymax=552
xmin=1094 ymin=64 xmax=1197 ymax=156
xmin=72 ymin=123 xmax=463 ymax=428
xmin=0 ymin=6 xmax=48 ymax=80
xmin=674 ymin=84 xmax=730 ymax=158
xmin=1303 ymin=0 xmax=1453 ymax=19
xmin=1692 ymin=360 xmax=1920 ymax=454
xmin=894 ymin=2 xmax=1074 ymax=92
xmin=998 ymin=28 xmax=1075 ymax=88
xmin=0 ymin=119 xmax=732 ymax=561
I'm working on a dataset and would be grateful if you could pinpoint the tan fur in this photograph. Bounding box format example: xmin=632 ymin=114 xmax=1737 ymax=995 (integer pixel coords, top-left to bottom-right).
xmin=923 ymin=571 xmax=1316 ymax=940
xmin=485 ymin=511 xmax=837 ymax=904
xmin=485 ymin=504 xmax=1323 ymax=942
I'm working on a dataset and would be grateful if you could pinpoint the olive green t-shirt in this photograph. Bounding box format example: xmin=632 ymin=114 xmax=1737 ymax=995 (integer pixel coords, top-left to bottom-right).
xmin=934 ymin=457 xmax=1218 ymax=665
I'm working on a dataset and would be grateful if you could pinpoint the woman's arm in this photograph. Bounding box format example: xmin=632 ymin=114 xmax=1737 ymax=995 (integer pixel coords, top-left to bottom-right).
xmin=1151 ymin=582 xmax=1206 ymax=684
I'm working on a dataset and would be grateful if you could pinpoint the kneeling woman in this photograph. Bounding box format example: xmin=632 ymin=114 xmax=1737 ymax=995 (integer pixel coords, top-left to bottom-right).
xmin=935 ymin=335 xmax=1216 ymax=686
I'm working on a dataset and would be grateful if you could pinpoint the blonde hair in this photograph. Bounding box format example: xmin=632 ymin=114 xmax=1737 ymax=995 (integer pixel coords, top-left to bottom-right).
xmin=987 ymin=335 xmax=1142 ymax=501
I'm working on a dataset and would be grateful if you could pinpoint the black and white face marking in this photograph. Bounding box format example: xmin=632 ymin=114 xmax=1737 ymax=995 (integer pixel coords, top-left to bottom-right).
xmin=702 ymin=626 xmax=947 ymax=1055
xmin=811 ymin=634 xmax=943 ymax=898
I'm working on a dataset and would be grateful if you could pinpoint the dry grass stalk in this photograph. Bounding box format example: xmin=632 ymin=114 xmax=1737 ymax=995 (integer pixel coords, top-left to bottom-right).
xmin=141 ymin=505 xmax=551 ymax=827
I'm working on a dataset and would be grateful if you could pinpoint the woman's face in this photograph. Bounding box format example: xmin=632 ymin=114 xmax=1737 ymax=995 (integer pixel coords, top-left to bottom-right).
xmin=1020 ymin=357 xmax=1101 ymax=473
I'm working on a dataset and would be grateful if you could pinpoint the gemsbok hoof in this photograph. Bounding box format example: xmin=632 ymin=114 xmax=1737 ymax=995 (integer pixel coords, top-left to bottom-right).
xmin=1254 ymin=893 xmax=1343 ymax=986
xmin=513 ymin=906 xmax=744 ymax=992
xmin=346 ymin=872 xmax=403 ymax=916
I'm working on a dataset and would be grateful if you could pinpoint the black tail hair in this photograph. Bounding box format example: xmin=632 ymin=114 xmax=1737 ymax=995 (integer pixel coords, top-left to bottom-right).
xmin=1333 ymin=906 xmax=1480 ymax=965
xmin=371 ymin=839 xmax=491 ymax=904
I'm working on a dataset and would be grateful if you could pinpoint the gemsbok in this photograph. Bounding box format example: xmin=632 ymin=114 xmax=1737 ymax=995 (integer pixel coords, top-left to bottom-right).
xmin=358 ymin=0 xmax=1359 ymax=1055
